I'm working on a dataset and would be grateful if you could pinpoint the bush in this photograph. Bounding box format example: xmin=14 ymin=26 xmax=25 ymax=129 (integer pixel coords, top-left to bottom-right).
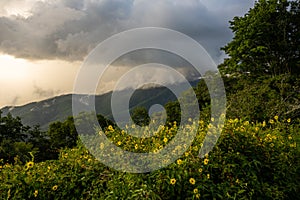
xmin=0 ymin=118 xmax=298 ymax=199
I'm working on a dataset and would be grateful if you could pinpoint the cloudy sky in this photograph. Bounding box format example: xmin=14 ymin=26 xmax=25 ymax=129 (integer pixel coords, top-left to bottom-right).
xmin=0 ymin=0 xmax=255 ymax=108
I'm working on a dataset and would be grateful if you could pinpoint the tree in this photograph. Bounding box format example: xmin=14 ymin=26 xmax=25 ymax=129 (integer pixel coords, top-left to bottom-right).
xmin=220 ymin=0 xmax=300 ymax=76
xmin=130 ymin=107 xmax=150 ymax=126
xmin=48 ymin=116 xmax=78 ymax=150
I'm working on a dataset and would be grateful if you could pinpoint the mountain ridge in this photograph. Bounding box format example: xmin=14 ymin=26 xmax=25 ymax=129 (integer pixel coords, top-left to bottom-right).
xmin=1 ymin=80 xmax=199 ymax=130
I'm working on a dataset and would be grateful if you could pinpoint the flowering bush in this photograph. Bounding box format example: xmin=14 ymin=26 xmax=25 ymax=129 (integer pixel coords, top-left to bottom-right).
xmin=0 ymin=118 xmax=298 ymax=199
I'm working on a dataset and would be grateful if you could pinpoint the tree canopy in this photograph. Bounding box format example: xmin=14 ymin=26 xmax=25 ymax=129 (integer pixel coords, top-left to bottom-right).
xmin=220 ymin=0 xmax=300 ymax=76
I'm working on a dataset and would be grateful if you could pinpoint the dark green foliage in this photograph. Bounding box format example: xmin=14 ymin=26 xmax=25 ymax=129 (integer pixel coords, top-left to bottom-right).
xmin=48 ymin=117 xmax=78 ymax=150
xmin=220 ymin=0 xmax=300 ymax=76
xmin=224 ymin=74 xmax=300 ymax=121
xmin=130 ymin=107 xmax=151 ymax=126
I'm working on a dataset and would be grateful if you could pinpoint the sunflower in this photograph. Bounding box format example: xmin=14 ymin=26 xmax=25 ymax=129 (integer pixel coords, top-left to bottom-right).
xmin=52 ymin=185 xmax=58 ymax=191
xmin=25 ymin=161 xmax=34 ymax=170
xmin=170 ymin=178 xmax=176 ymax=185
xmin=176 ymin=159 xmax=182 ymax=165
xmin=203 ymin=158 xmax=209 ymax=165
xmin=189 ymin=178 xmax=196 ymax=185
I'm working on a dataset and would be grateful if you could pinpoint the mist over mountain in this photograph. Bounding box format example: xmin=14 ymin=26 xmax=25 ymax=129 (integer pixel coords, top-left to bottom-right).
xmin=1 ymin=80 xmax=199 ymax=130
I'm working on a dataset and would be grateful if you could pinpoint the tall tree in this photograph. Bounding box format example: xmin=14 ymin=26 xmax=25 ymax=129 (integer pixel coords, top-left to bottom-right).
xmin=220 ymin=0 xmax=300 ymax=76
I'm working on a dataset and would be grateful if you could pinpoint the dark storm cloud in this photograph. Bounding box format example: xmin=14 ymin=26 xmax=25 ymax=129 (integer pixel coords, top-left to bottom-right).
xmin=0 ymin=0 xmax=255 ymax=63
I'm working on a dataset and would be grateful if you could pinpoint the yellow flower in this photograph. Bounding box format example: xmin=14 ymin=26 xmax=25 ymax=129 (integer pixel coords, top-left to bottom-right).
xmin=269 ymin=119 xmax=274 ymax=124
xmin=193 ymin=188 xmax=198 ymax=194
xmin=198 ymin=168 xmax=203 ymax=173
xmin=290 ymin=142 xmax=296 ymax=148
xmin=287 ymin=118 xmax=291 ymax=123
xmin=52 ymin=185 xmax=58 ymax=191
xmin=135 ymin=144 xmax=138 ymax=150
xmin=203 ymin=158 xmax=209 ymax=165
xmin=100 ymin=143 xmax=104 ymax=150
xmin=262 ymin=121 xmax=266 ymax=127
xmin=236 ymin=179 xmax=240 ymax=184
xmin=207 ymin=174 xmax=210 ymax=179
xmin=117 ymin=141 xmax=122 ymax=146
xmin=170 ymin=178 xmax=176 ymax=185
xmin=107 ymin=125 xmax=114 ymax=131
xmin=34 ymin=190 xmax=38 ymax=197
xmin=196 ymin=193 xmax=200 ymax=199
xmin=189 ymin=178 xmax=196 ymax=185
xmin=176 ymin=159 xmax=182 ymax=165
xmin=163 ymin=137 xmax=168 ymax=143
xmin=288 ymin=135 xmax=292 ymax=140
xmin=25 ymin=161 xmax=34 ymax=170
xmin=274 ymin=115 xmax=279 ymax=121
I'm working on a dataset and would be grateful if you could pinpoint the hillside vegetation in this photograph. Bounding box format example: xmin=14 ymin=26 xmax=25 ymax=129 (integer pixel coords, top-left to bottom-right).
xmin=1 ymin=0 xmax=300 ymax=199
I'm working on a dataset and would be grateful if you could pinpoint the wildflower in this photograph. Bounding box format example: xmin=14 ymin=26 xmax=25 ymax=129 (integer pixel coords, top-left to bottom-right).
xmin=198 ymin=168 xmax=203 ymax=173
xmin=176 ymin=159 xmax=182 ymax=165
xmin=290 ymin=143 xmax=296 ymax=148
xmin=52 ymin=185 xmax=58 ymax=191
xmin=269 ymin=119 xmax=274 ymax=124
xmin=100 ymin=143 xmax=104 ymax=149
xmin=243 ymin=121 xmax=249 ymax=126
xmin=262 ymin=121 xmax=266 ymax=127
xmin=236 ymin=179 xmax=240 ymax=184
xmin=25 ymin=161 xmax=34 ymax=170
xmin=288 ymin=135 xmax=292 ymax=140
xmin=193 ymin=188 xmax=199 ymax=194
xmin=207 ymin=174 xmax=210 ymax=179
xmin=34 ymin=190 xmax=38 ymax=197
xmin=193 ymin=146 xmax=199 ymax=151
xmin=107 ymin=125 xmax=114 ymax=131
xmin=170 ymin=178 xmax=176 ymax=185
xmin=117 ymin=141 xmax=122 ymax=146
xmin=196 ymin=193 xmax=200 ymax=199
xmin=189 ymin=178 xmax=196 ymax=185
xmin=211 ymin=117 xmax=215 ymax=122
xmin=274 ymin=116 xmax=279 ymax=121
xmin=163 ymin=137 xmax=168 ymax=143
xmin=135 ymin=144 xmax=138 ymax=150
xmin=203 ymin=158 xmax=209 ymax=165
xmin=287 ymin=118 xmax=291 ymax=123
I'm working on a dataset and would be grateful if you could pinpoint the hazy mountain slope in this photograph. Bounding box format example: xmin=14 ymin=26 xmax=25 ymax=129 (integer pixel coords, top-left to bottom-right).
xmin=1 ymin=81 xmax=199 ymax=130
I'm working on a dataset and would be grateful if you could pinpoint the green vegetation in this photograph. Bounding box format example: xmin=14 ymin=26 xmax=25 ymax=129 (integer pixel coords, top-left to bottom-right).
xmin=0 ymin=0 xmax=299 ymax=199
xmin=0 ymin=119 xmax=299 ymax=199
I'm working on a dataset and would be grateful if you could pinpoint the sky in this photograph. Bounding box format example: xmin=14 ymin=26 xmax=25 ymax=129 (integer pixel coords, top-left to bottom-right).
xmin=0 ymin=0 xmax=255 ymax=108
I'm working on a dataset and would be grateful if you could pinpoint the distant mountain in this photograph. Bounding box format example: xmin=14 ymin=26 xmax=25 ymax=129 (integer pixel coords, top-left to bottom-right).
xmin=1 ymin=80 xmax=199 ymax=130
